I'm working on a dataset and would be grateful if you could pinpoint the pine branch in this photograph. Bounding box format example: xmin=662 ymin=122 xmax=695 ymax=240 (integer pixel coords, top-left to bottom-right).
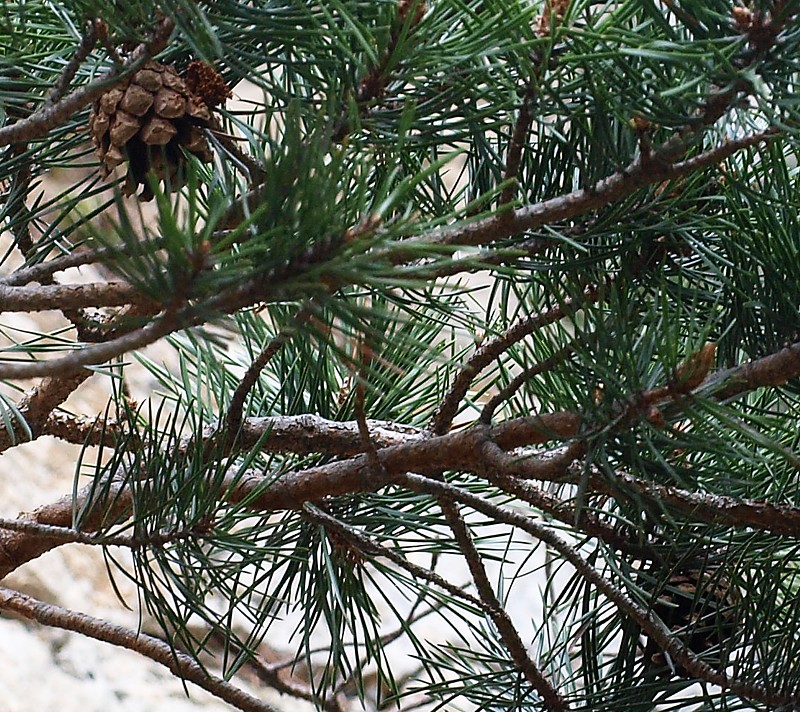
xmin=0 ymin=281 xmax=157 ymax=311
xmin=0 ymin=587 xmax=281 ymax=712
xmin=3 ymin=4 xmax=800 ymax=707
xmin=0 ymin=371 xmax=92 ymax=452
xmin=430 ymin=281 xmax=606 ymax=434
xmin=398 ymin=472 xmax=800 ymax=709
xmin=4 ymin=333 xmax=798 ymax=580
xmin=414 ymin=129 xmax=777 ymax=250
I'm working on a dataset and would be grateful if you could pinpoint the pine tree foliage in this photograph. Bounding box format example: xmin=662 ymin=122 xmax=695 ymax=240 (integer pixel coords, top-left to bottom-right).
xmin=2 ymin=1 xmax=800 ymax=710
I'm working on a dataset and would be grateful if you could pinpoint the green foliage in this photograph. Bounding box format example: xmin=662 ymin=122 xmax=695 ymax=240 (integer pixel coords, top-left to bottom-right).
xmin=3 ymin=0 xmax=800 ymax=710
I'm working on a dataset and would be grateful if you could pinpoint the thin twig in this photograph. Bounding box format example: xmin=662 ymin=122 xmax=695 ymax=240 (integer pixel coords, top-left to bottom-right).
xmin=353 ymin=334 xmax=387 ymax=478
xmin=499 ymin=79 xmax=536 ymax=208
xmin=0 ymin=587 xmax=281 ymax=712
xmin=0 ymin=472 xmax=134 ymax=580
xmin=332 ymin=3 xmax=426 ymax=142
xmin=304 ymin=504 xmax=487 ymax=613
xmin=207 ymin=118 xmax=268 ymax=185
xmin=3 ymin=143 xmax=35 ymax=256
xmin=430 ymin=283 xmax=605 ymax=434
xmin=0 ymin=516 xmax=206 ymax=550
xmin=45 ymin=20 xmax=100 ymax=106
xmin=488 ymin=471 xmax=664 ymax=561
xmin=437 ymin=496 xmax=566 ymax=711
xmin=223 ymin=305 xmax=310 ymax=439
xmin=479 ymin=342 xmax=577 ymax=423
xmin=209 ymin=628 xmax=324 ymax=708
xmin=0 ymin=307 xmax=181 ymax=379
xmin=500 ymin=0 xmax=563 ymax=210
xmin=1 ymin=244 xmax=139 ymax=287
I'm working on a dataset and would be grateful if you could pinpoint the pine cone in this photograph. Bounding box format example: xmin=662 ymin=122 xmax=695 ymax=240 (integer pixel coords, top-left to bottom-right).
xmin=641 ymin=567 xmax=740 ymax=676
xmin=89 ymin=61 xmax=221 ymax=200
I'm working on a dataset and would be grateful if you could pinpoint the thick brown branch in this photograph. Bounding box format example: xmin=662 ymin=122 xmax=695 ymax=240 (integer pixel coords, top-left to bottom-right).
xmin=0 ymin=370 xmax=92 ymax=452
xmin=224 ymin=413 xmax=578 ymax=512
xmin=483 ymin=435 xmax=800 ymax=539
xmin=612 ymin=471 xmax=800 ymax=538
xmin=415 ymin=130 xmax=776 ymax=250
xmin=0 ymin=281 xmax=156 ymax=311
xmin=0 ymin=587 xmax=280 ymax=712
xmin=40 ymin=411 xmax=122 ymax=447
xmin=194 ymin=414 xmax=428 ymax=458
xmin=0 ymin=309 xmax=179 ymax=379
xmin=0 ymin=271 xmax=275 ymax=379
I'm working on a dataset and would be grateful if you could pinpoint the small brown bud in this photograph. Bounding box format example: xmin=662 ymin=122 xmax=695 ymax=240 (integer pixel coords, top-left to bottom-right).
xmin=183 ymin=61 xmax=231 ymax=107
xmin=536 ymin=0 xmax=569 ymax=37
xmin=731 ymin=6 xmax=753 ymax=31
xmin=674 ymin=342 xmax=717 ymax=392
xmin=398 ymin=0 xmax=427 ymax=28
xmin=344 ymin=214 xmax=382 ymax=243
xmin=630 ymin=115 xmax=652 ymax=133
xmin=645 ymin=405 xmax=666 ymax=429
xmin=94 ymin=18 xmax=108 ymax=43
